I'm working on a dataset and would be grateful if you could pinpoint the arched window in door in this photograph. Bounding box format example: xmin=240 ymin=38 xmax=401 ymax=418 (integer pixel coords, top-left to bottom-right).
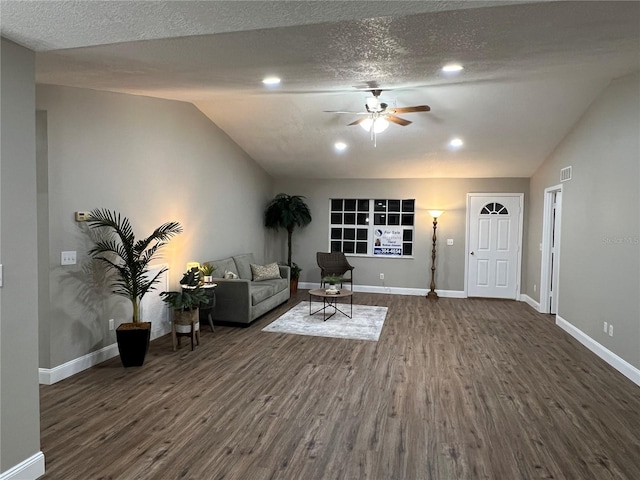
xmin=480 ymin=202 xmax=509 ymax=215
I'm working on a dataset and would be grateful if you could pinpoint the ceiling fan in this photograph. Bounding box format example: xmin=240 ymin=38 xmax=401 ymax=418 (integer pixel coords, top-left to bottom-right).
xmin=325 ymin=89 xmax=431 ymax=146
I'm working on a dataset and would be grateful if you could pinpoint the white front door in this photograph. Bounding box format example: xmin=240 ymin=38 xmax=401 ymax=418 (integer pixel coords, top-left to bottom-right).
xmin=467 ymin=194 xmax=523 ymax=299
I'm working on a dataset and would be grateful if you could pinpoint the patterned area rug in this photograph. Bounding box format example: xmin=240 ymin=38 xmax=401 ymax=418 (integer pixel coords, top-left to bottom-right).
xmin=262 ymin=301 xmax=388 ymax=341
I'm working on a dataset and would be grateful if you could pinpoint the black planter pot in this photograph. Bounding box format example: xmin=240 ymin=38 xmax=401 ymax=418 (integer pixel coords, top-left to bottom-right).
xmin=116 ymin=322 xmax=151 ymax=367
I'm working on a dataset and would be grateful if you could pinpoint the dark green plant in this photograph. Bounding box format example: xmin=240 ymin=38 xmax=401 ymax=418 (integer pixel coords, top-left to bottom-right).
xmin=323 ymin=274 xmax=343 ymax=285
xmin=290 ymin=262 xmax=302 ymax=279
xmin=264 ymin=193 xmax=312 ymax=267
xmin=160 ymin=288 xmax=210 ymax=311
xmin=180 ymin=267 xmax=201 ymax=287
xmin=87 ymin=208 xmax=183 ymax=324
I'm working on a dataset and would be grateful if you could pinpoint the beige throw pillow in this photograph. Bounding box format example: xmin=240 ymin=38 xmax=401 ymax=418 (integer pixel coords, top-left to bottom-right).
xmin=251 ymin=262 xmax=281 ymax=281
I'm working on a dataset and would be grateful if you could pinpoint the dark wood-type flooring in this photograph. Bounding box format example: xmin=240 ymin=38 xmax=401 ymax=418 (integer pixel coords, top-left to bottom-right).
xmin=40 ymin=292 xmax=640 ymax=479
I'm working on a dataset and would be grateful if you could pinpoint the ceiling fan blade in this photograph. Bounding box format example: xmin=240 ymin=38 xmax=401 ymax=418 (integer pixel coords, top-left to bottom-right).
xmin=386 ymin=114 xmax=412 ymax=126
xmin=390 ymin=105 xmax=431 ymax=114
xmin=347 ymin=117 xmax=370 ymax=126
xmin=324 ymin=110 xmax=369 ymax=115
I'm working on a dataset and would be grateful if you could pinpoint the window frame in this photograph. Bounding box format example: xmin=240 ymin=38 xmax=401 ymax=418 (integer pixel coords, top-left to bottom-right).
xmin=328 ymin=198 xmax=415 ymax=258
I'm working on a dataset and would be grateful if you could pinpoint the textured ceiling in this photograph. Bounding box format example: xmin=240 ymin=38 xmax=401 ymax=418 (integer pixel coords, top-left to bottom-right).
xmin=2 ymin=0 xmax=639 ymax=179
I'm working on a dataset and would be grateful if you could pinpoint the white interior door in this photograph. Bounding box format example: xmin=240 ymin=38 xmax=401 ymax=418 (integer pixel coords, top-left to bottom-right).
xmin=467 ymin=194 xmax=523 ymax=299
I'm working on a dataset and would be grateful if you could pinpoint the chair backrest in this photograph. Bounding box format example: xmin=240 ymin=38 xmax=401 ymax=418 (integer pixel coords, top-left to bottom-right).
xmin=316 ymin=252 xmax=353 ymax=276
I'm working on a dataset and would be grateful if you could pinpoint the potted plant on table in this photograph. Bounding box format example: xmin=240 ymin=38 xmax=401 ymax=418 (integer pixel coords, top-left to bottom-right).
xmin=200 ymin=262 xmax=215 ymax=284
xmin=161 ymin=276 xmax=210 ymax=351
xmin=264 ymin=193 xmax=312 ymax=295
xmin=87 ymin=208 xmax=183 ymax=367
xmin=323 ymin=275 xmax=343 ymax=294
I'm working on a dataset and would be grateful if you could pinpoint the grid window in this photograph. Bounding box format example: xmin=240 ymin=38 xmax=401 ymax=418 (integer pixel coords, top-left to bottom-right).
xmin=329 ymin=198 xmax=415 ymax=257
xmin=344 ymin=213 xmax=356 ymax=225
xmin=344 ymin=199 xmax=357 ymax=211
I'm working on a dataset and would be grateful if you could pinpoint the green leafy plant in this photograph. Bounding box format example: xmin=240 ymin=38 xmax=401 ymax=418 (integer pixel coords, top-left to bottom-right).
xmin=180 ymin=267 xmax=201 ymax=287
xmin=87 ymin=208 xmax=183 ymax=324
xmin=290 ymin=262 xmax=302 ymax=279
xmin=200 ymin=263 xmax=215 ymax=277
xmin=160 ymin=288 xmax=210 ymax=311
xmin=264 ymin=193 xmax=312 ymax=268
xmin=323 ymin=274 xmax=343 ymax=285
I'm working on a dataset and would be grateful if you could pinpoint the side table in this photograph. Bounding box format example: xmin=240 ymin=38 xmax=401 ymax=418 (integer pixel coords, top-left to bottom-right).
xmin=182 ymin=283 xmax=217 ymax=332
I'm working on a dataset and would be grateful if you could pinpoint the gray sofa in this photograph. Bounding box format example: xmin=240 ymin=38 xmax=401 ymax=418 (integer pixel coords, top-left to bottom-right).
xmin=207 ymin=253 xmax=290 ymax=326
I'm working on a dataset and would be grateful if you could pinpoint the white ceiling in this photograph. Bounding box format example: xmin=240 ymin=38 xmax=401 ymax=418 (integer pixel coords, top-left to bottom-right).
xmin=2 ymin=1 xmax=639 ymax=179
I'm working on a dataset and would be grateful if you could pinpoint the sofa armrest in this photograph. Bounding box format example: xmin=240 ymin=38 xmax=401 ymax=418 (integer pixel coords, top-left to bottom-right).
xmin=279 ymin=265 xmax=291 ymax=282
xmin=211 ymin=278 xmax=251 ymax=324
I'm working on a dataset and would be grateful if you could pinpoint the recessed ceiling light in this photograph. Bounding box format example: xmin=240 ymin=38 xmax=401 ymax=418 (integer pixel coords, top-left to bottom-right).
xmin=262 ymin=76 xmax=281 ymax=86
xmin=442 ymin=63 xmax=464 ymax=73
xmin=449 ymin=137 xmax=464 ymax=148
xmin=334 ymin=142 xmax=347 ymax=151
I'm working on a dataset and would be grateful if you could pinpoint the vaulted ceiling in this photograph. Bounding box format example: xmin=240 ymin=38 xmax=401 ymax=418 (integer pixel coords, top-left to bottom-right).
xmin=2 ymin=1 xmax=639 ymax=179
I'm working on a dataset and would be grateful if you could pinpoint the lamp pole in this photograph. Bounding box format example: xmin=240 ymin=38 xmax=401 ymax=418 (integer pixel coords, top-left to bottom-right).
xmin=427 ymin=210 xmax=444 ymax=299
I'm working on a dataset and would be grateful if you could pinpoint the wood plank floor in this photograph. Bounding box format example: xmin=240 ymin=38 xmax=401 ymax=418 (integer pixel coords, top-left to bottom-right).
xmin=40 ymin=292 xmax=640 ymax=479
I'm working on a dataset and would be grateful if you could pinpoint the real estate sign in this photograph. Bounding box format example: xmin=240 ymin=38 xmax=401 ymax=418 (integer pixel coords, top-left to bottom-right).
xmin=373 ymin=228 xmax=402 ymax=256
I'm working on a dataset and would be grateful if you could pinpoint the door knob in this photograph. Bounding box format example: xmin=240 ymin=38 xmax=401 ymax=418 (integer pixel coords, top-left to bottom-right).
xmin=470 ymin=251 xmax=475 ymax=255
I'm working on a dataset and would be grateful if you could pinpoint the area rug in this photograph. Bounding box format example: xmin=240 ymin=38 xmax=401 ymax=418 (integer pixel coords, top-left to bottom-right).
xmin=262 ymin=301 xmax=388 ymax=341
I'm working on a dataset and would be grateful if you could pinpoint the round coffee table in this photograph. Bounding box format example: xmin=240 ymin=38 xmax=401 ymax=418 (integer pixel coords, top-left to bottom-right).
xmin=308 ymin=288 xmax=353 ymax=321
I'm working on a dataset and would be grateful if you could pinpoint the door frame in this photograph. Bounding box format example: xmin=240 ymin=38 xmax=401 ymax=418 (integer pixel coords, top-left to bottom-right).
xmin=464 ymin=193 xmax=525 ymax=299
xmin=539 ymin=184 xmax=563 ymax=314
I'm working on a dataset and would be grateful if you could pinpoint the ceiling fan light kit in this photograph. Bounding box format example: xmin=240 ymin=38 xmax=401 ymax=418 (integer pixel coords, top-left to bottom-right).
xmin=360 ymin=117 xmax=389 ymax=133
xmin=326 ymin=88 xmax=431 ymax=146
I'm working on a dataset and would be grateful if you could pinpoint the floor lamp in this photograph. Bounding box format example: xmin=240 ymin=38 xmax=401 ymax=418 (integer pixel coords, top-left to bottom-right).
xmin=427 ymin=210 xmax=444 ymax=299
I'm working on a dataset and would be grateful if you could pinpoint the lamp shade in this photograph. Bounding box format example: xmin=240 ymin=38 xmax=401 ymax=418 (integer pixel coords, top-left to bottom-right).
xmin=366 ymin=96 xmax=379 ymax=110
xmin=428 ymin=210 xmax=444 ymax=218
xmin=186 ymin=262 xmax=200 ymax=271
xmin=360 ymin=117 xmax=390 ymax=133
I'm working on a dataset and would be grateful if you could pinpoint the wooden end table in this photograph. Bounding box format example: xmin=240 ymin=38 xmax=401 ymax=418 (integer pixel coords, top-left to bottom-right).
xmin=308 ymin=288 xmax=353 ymax=321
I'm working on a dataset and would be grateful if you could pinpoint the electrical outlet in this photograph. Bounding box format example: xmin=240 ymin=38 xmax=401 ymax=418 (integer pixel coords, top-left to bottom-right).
xmin=380 ymin=273 xmax=384 ymax=280
xmin=609 ymin=324 xmax=613 ymax=337
xmin=109 ymin=319 xmax=115 ymax=330
xmin=533 ymin=284 xmax=537 ymax=292
xmin=447 ymin=238 xmax=454 ymax=246
xmin=604 ymin=321 xmax=608 ymax=333
xmin=61 ymin=251 xmax=77 ymax=265
xmin=75 ymin=211 xmax=90 ymax=222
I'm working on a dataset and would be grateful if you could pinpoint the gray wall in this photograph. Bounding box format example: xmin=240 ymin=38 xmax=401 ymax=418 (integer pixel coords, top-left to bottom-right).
xmin=526 ymin=73 xmax=640 ymax=369
xmin=271 ymin=178 xmax=529 ymax=292
xmin=36 ymin=85 xmax=274 ymax=369
xmin=0 ymin=38 xmax=42 ymax=474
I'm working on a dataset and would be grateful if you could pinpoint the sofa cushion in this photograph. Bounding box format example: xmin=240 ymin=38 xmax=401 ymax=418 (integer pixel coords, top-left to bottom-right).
xmin=210 ymin=258 xmax=236 ymax=279
xmin=250 ymin=283 xmax=275 ymax=306
xmin=251 ymin=262 xmax=281 ymax=281
xmin=261 ymin=278 xmax=288 ymax=294
xmin=233 ymin=253 xmax=256 ymax=280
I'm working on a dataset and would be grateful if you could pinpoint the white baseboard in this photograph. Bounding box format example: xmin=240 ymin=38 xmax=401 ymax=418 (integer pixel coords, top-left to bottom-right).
xmin=39 ymin=325 xmax=171 ymax=385
xmin=298 ymin=282 xmax=465 ymax=298
xmin=520 ymin=294 xmax=540 ymax=312
xmin=0 ymin=451 xmax=45 ymax=480
xmin=39 ymin=343 xmax=119 ymax=385
xmin=556 ymin=315 xmax=640 ymax=387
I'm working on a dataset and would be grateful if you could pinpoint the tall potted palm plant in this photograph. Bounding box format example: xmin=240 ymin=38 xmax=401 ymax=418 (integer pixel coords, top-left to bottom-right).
xmin=264 ymin=193 xmax=312 ymax=293
xmin=87 ymin=208 xmax=183 ymax=367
